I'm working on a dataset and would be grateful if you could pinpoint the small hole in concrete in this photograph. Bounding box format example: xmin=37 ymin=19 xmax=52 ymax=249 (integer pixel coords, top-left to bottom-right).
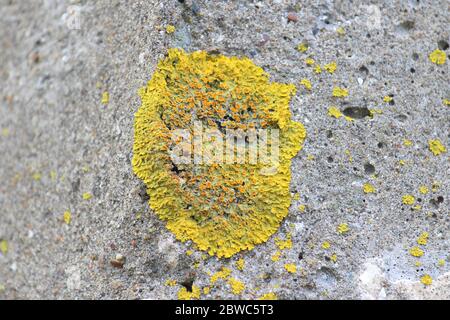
xmin=364 ymin=163 xmax=375 ymax=175
xmin=377 ymin=142 xmax=385 ymax=148
xmin=438 ymin=40 xmax=449 ymax=50
xmin=342 ymin=107 xmax=371 ymax=119
xmin=327 ymin=156 xmax=334 ymax=163
xmin=410 ymin=67 xmax=415 ymax=73
xmin=181 ymin=278 xmax=194 ymax=292
xmin=412 ymin=52 xmax=419 ymax=61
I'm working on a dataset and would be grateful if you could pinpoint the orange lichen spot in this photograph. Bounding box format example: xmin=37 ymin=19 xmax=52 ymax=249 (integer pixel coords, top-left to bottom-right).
xmin=178 ymin=285 xmax=201 ymax=300
xmin=420 ymin=274 xmax=432 ymax=286
xmin=428 ymin=139 xmax=447 ymax=155
xmin=324 ymin=62 xmax=337 ymax=74
xmin=297 ymin=43 xmax=308 ymax=53
xmin=236 ymin=258 xmax=245 ymax=271
xmin=165 ymin=279 xmax=177 ymax=286
xmin=284 ymin=263 xmax=297 ymax=273
xmin=409 ymin=246 xmax=424 ymax=257
xmin=402 ymin=194 xmax=415 ymax=205
xmin=419 ymin=186 xmax=429 ymax=194
xmin=429 ymin=49 xmax=446 ymax=65
xmin=417 ymin=232 xmax=429 ymax=246
xmin=82 ymin=192 xmax=92 ymax=200
xmin=101 ymin=92 xmax=109 ymax=105
xmin=63 ymin=211 xmax=71 ymax=225
xmin=328 ymin=106 xmax=343 ymax=119
xmin=258 ymin=292 xmax=278 ymax=300
xmin=321 ymin=241 xmax=331 ymax=249
xmin=166 ymin=25 xmax=176 ymax=34
xmin=300 ymin=79 xmax=312 ymax=90
xmin=0 ymin=240 xmax=8 ymax=255
xmin=132 ymin=48 xmax=306 ymax=258
xmin=271 ymin=251 xmax=282 ymax=262
xmin=228 ymin=278 xmax=245 ymax=295
xmin=363 ymin=183 xmax=376 ymax=194
xmin=332 ymin=87 xmax=348 ymax=98
xmin=337 ymin=223 xmax=349 ymax=234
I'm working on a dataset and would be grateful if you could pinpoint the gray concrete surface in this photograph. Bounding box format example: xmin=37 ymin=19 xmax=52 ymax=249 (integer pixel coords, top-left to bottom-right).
xmin=0 ymin=0 xmax=449 ymax=299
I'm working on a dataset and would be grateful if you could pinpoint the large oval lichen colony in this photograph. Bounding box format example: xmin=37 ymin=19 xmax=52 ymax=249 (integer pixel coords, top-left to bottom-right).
xmin=133 ymin=49 xmax=306 ymax=258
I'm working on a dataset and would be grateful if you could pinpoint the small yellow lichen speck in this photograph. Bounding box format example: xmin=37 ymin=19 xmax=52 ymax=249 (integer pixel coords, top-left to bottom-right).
xmin=305 ymin=58 xmax=315 ymax=66
xmin=166 ymin=25 xmax=176 ymax=34
xmin=258 ymin=292 xmax=277 ymax=300
xmin=82 ymin=193 xmax=92 ymax=200
xmin=402 ymin=195 xmax=415 ymax=205
xmin=337 ymin=223 xmax=349 ymax=234
xmin=63 ymin=211 xmax=71 ymax=225
xmin=399 ymin=160 xmax=406 ymax=166
xmin=203 ymin=286 xmax=210 ymax=294
xmin=403 ymin=139 xmax=413 ymax=147
xmin=0 ymin=240 xmax=8 ymax=255
xmin=314 ymin=64 xmax=322 ymax=74
xmin=165 ymin=279 xmax=177 ymax=286
xmin=336 ymin=27 xmax=345 ymax=36
xmin=32 ymin=172 xmax=42 ymax=181
xmin=332 ymin=87 xmax=348 ymax=98
xmin=300 ymin=79 xmax=312 ymax=90
xmin=210 ymin=267 xmax=231 ymax=284
xmin=428 ymin=139 xmax=447 ymax=156
xmin=409 ymin=246 xmax=424 ymax=257
xmin=324 ymin=62 xmax=337 ymax=74
xmin=298 ymin=204 xmax=306 ymax=213
xmin=297 ymin=43 xmax=308 ymax=53
xmin=419 ymin=186 xmax=429 ymax=194
xmin=228 ymin=278 xmax=245 ymax=295
xmin=330 ymin=254 xmax=337 ymax=263
xmin=429 ymin=49 xmax=446 ymax=65
xmin=363 ymin=183 xmax=376 ymax=194
xmin=1 ymin=128 xmax=9 ymax=137
xmin=271 ymin=251 xmax=282 ymax=262
xmin=383 ymin=96 xmax=393 ymax=103
xmin=133 ymin=49 xmax=306 ymax=258
xmin=284 ymin=263 xmax=297 ymax=273
xmin=321 ymin=241 xmax=331 ymax=249
xmin=178 ymin=285 xmax=201 ymax=300
xmin=101 ymin=92 xmax=109 ymax=105
xmin=236 ymin=258 xmax=245 ymax=271
xmin=328 ymin=106 xmax=343 ymax=119
xmin=444 ymin=99 xmax=450 ymax=106
xmin=412 ymin=204 xmax=422 ymax=211
xmin=186 ymin=250 xmax=193 ymax=256
xmin=415 ymin=261 xmax=422 ymax=267
xmin=438 ymin=259 xmax=445 ymax=267
xmin=420 ymin=274 xmax=432 ymax=286
xmin=417 ymin=232 xmax=429 ymax=245
xmin=275 ymin=236 xmax=292 ymax=250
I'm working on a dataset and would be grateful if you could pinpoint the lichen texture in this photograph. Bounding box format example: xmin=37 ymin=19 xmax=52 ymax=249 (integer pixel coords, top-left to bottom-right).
xmin=132 ymin=49 xmax=306 ymax=258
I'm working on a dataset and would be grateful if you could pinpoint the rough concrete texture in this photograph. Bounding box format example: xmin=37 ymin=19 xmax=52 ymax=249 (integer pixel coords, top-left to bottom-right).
xmin=0 ymin=0 xmax=449 ymax=300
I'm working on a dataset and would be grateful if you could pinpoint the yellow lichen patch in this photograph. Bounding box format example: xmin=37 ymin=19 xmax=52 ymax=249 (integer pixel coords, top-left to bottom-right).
xmin=429 ymin=49 xmax=446 ymax=65
xmin=328 ymin=106 xmax=343 ymax=119
xmin=438 ymin=259 xmax=445 ymax=267
xmin=412 ymin=204 xmax=422 ymax=211
xmin=82 ymin=192 xmax=92 ymax=200
xmin=363 ymin=183 xmax=376 ymax=194
xmin=420 ymin=274 xmax=432 ymax=286
xmin=409 ymin=246 xmax=424 ymax=257
xmin=432 ymin=182 xmax=440 ymax=193
xmin=63 ymin=211 xmax=71 ymax=225
xmin=271 ymin=251 xmax=282 ymax=262
xmin=133 ymin=49 xmax=306 ymax=258
xmin=210 ymin=267 xmax=232 ymax=284
xmin=275 ymin=235 xmax=293 ymax=250
xmin=178 ymin=285 xmax=201 ymax=300
xmin=324 ymin=62 xmax=337 ymax=74
xmin=165 ymin=279 xmax=177 ymax=286
xmin=321 ymin=241 xmax=331 ymax=249
xmin=337 ymin=223 xmax=349 ymax=234
xmin=235 ymin=258 xmax=245 ymax=271
xmin=305 ymin=58 xmax=315 ymax=66
xmin=298 ymin=204 xmax=306 ymax=213
xmin=444 ymin=99 xmax=450 ymax=106
xmin=332 ymin=87 xmax=348 ymax=98
xmin=403 ymin=139 xmax=413 ymax=147
xmin=258 ymin=292 xmax=277 ymax=300
xmin=186 ymin=250 xmax=194 ymax=256
xmin=228 ymin=278 xmax=245 ymax=295
xmin=398 ymin=160 xmax=406 ymax=166
xmin=0 ymin=240 xmax=8 ymax=255
xmin=419 ymin=186 xmax=429 ymax=194
xmin=297 ymin=43 xmax=308 ymax=53
xmin=415 ymin=261 xmax=422 ymax=267
xmin=284 ymin=263 xmax=297 ymax=273
xmin=299 ymin=79 xmax=312 ymax=90
xmin=383 ymin=96 xmax=393 ymax=103
xmin=166 ymin=25 xmax=176 ymax=34
xmin=203 ymin=286 xmax=210 ymax=294
xmin=428 ymin=139 xmax=447 ymax=156
xmin=101 ymin=92 xmax=109 ymax=105
xmin=336 ymin=26 xmax=345 ymax=36
xmin=402 ymin=194 xmax=415 ymax=205
xmin=417 ymin=232 xmax=429 ymax=245
xmin=1 ymin=128 xmax=9 ymax=137
xmin=330 ymin=254 xmax=337 ymax=263
xmin=32 ymin=172 xmax=42 ymax=181
xmin=314 ymin=64 xmax=322 ymax=74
